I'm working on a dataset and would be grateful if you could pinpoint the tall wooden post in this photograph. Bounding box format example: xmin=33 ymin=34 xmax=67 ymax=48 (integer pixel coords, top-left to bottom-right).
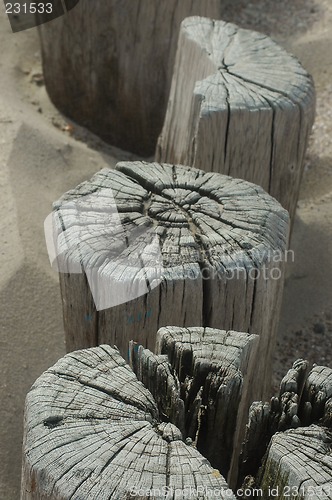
xmin=52 ymin=161 xmax=289 ymax=400
xmin=156 ymin=17 xmax=316 ymax=223
xmin=37 ymin=2 xmax=222 ymax=156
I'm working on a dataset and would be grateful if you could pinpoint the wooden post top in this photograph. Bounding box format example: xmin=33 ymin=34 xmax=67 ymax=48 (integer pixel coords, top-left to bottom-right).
xmin=53 ymin=161 xmax=289 ymax=305
xmin=178 ymin=16 xmax=315 ymax=109
xmin=22 ymin=344 xmax=236 ymax=499
xmin=156 ymin=17 xmax=315 ymax=223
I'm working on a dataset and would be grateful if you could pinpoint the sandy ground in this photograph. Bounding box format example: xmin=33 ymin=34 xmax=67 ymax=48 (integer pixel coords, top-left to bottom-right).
xmin=0 ymin=1 xmax=332 ymax=498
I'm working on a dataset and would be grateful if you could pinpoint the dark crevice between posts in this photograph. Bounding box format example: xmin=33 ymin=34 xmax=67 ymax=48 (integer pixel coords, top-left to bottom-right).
xmin=248 ymin=270 xmax=258 ymax=330
xmin=130 ymin=341 xmax=202 ymax=447
xmin=79 ymin=271 xmax=99 ymax=347
xmin=201 ymin=264 xmax=213 ymax=327
xmin=219 ymin=69 xmax=231 ymax=173
xmin=267 ymin=99 xmax=276 ymax=194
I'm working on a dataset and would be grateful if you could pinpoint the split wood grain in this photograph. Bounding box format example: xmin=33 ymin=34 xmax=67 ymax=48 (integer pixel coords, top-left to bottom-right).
xmin=156 ymin=16 xmax=316 ymax=223
xmin=237 ymin=361 xmax=332 ymax=490
xmin=129 ymin=327 xmax=259 ymax=488
xmin=21 ymin=345 xmax=235 ymax=500
xmin=301 ymin=365 xmax=332 ymax=426
xmin=53 ymin=161 xmax=289 ymax=400
xmin=37 ymin=1 xmax=222 ymax=156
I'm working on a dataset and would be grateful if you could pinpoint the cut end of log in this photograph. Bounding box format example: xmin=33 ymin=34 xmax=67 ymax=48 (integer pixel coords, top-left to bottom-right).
xmin=53 ymin=161 xmax=289 ymax=399
xmin=157 ymin=16 xmax=315 ymax=222
xmin=21 ymin=344 xmax=236 ymax=500
xmin=258 ymin=425 xmax=332 ymax=499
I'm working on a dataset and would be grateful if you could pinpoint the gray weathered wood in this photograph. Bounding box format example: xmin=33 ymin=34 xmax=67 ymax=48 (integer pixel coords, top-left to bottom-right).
xmin=37 ymin=2 xmax=222 ymax=156
xmin=21 ymin=345 xmax=235 ymax=500
xmin=156 ymin=17 xmax=316 ymax=223
xmin=237 ymin=359 xmax=309 ymax=487
xmin=129 ymin=341 xmax=185 ymax=434
xmin=301 ymin=365 xmax=332 ymax=425
xmin=129 ymin=327 xmax=259 ymax=488
xmin=257 ymin=425 xmax=332 ymax=499
xmin=53 ymin=161 xmax=289 ymax=400
xmin=237 ymin=361 xmax=332 ymax=492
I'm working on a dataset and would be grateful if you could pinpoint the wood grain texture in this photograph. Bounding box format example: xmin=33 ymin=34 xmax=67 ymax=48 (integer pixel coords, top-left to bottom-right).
xmin=237 ymin=361 xmax=332 ymax=491
xmin=257 ymin=425 xmax=332 ymax=499
xmin=37 ymin=2 xmax=221 ymax=156
xmin=238 ymin=359 xmax=309 ymax=488
xmin=54 ymin=161 xmax=289 ymax=400
xmin=21 ymin=345 xmax=235 ymax=500
xmin=156 ymin=16 xmax=316 ymax=222
xmin=301 ymin=365 xmax=332 ymax=426
xmin=129 ymin=327 xmax=259 ymax=488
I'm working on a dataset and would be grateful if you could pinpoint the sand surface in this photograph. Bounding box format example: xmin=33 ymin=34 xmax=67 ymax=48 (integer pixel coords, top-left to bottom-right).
xmin=0 ymin=1 xmax=332 ymax=497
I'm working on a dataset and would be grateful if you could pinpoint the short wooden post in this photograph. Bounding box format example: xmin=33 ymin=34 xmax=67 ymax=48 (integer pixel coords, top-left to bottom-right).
xmin=129 ymin=327 xmax=259 ymax=487
xmin=21 ymin=349 xmax=332 ymax=498
xmin=237 ymin=359 xmax=309 ymax=487
xmin=21 ymin=344 xmax=236 ymax=499
xmin=37 ymin=2 xmax=222 ymax=156
xmin=301 ymin=365 xmax=332 ymax=425
xmin=52 ymin=161 xmax=289 ymax=399
xmin=236 ymin=362 xmax=332 ymax=494
xmin=156 ymin=17 xmax=316 ymax=223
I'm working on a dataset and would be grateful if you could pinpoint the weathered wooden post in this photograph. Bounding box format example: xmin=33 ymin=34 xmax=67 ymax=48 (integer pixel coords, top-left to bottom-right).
xmin=156 ymin=17 xmax=316 ymax=223
xmin=37 ymin=2 xmax=222 ymax=156
xmin=21 ymin=344 xmax=236 ymax=499
xmin=129 ymin=327 xmax=259 ymax=486
xmin=52 ymin=161 xmax=289 ymax=400
xmin=236 ymin=362 xmax=332 ymax=496
xmin=258 ymin=425 xmax=332 ymax=499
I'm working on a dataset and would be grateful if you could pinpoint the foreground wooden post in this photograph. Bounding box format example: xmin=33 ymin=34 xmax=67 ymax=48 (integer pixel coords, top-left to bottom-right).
xmin=21 ymin=344 xmax=236 ymax=499
xmin=21 ymin=347 xmax=332 ymax=498
xmin=129 ymin=327 xmax=259 ymax=487
xmin=37 ymin=2 xmax=222 ymax=156
xmin=52 ymin=161 xmax=289 ymax=400
xmin=156 ymin=17 xmax=316 ymax=222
